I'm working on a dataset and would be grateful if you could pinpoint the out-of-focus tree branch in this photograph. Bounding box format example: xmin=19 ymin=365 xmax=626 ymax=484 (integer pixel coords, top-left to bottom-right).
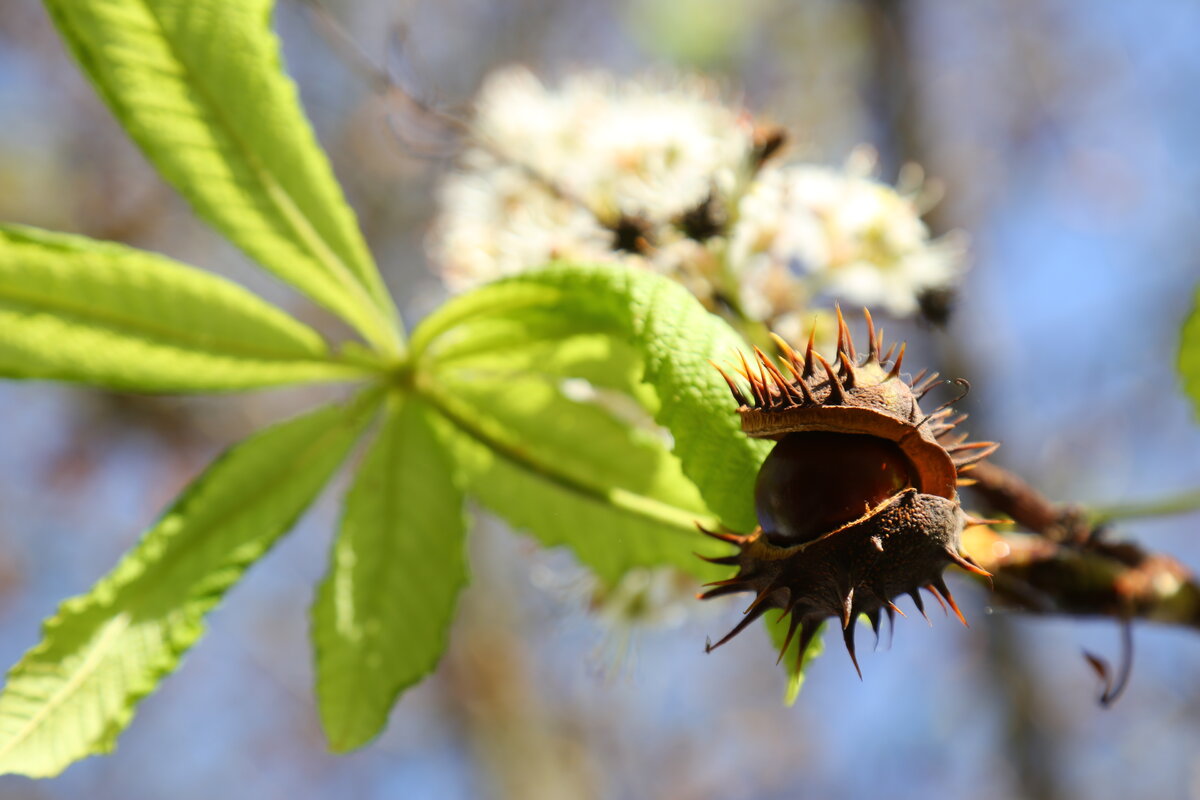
xmin=963 ymin=461 xmax=1200 ymax=631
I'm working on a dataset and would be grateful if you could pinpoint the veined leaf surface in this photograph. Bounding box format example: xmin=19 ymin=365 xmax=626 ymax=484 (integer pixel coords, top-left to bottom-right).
xmin=0 ymin=225 xmax=369 ymax=391
xmin=43 ymin=0 xmax=401 ymax=353
xmin=312 ymin=395 xmax=467 ymax=752
xmin=415 ymin=263 xmax=771 ymax=533
xmin=428 ymin=370 xmax=721 ymax=584
xmin=0 ymin=390 xmax=381 ymax=777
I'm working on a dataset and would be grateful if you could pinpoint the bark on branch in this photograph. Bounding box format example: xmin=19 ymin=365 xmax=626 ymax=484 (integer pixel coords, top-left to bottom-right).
xmin=961 ymin=462 xmax=1200 ymax=631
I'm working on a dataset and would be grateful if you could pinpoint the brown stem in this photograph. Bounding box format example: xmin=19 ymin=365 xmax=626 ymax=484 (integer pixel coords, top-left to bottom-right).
xmin=966 ymin=462 xmax=1053 ymax=533
xmin=961 ymin=462 xmax=1200 ymax=631
xmin=966 ymin=461 xmax=1089 ymax=542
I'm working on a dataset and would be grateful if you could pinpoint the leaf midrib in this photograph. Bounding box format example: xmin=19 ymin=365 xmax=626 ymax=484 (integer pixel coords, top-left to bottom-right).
xmin=143 ymin=393 xmax=381 ymax=587
xmin=136 ymin=0 xmax=396 ymax=351
xmin=0 ymin=615 xmax=130 ymax=763
xmin=420 ymin=383 xmax=711 ymax=535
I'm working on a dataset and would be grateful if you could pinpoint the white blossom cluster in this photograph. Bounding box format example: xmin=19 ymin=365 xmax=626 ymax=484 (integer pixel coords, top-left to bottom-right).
xmin=429 ymin=66 xmax=966 ymax=329
xmin=430 ymin=67 xmax=754 ymax=301
xmin=729 ymin=155 xmax=968 ymax=328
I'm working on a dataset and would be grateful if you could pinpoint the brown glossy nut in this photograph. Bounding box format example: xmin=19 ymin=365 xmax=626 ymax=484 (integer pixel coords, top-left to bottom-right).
xmin=754 ymin=431 xmax=914 ymax=546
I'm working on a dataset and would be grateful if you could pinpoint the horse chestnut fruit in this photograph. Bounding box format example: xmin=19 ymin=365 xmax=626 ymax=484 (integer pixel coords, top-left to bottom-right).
xmin=701 ymin=309 xmax=996 ymax=676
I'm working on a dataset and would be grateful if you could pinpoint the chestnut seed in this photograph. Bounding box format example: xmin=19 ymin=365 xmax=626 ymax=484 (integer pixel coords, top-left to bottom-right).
xmin=754 ymin=431 xmax=914 ymax=545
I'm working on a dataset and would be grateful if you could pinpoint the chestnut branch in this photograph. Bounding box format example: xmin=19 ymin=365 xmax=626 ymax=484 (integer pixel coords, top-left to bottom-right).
xmin=962 ymin=461 xmax=1200 ymax=631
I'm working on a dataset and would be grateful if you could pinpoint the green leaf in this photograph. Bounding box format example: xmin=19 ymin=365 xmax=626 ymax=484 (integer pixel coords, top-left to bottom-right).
xmin=0 ymin=390 xmax=382 ymax=777
xmin=43 ymin=0 xmax=401 ymax=354
xmin=422 ymin=312 xmax=661 ymax=414
xmin=426 ymin=370 xmax=720 ymax=584
xmin=765 ymin=616 xmax=824 ymax=706
xmin=0 ymin=225 xmax=371 ymax=392
xmin=312 ymin=394 xmax=467 ymax=752
xmin=415 ymin=262 xmax=771 ymax=533
xmin=1180 ymin=287 xmax=1200 ymax=415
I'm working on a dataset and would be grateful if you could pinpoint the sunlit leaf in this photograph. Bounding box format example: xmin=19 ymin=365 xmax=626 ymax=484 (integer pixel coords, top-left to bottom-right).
xmin=766 ymin=616 xmax=824 ymax=706
xmin=0 ymin=390 xmax=382 ymax=777
xmin=312 ymin=395 xmax=467 ymax=752
xmin=415 ymin=262 xmax=771 ymax=533
xmin=428 ymin=370 xmax=721 ymax=584
xmin=0 ymin=225 xmax=370 ymax=391
xmin=43 ymin=0 xmax=401 ymax=353
xmin=420 ymin=302 xmax=663 ymax=418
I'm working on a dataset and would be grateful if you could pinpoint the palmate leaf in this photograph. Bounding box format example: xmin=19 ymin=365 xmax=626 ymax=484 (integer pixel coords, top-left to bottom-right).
xmin=0 ymin=390 xmax=382 ymax=778
xmin=312 ymin=394 xmax=467 ymax=752
xmin=1180 ymin=287 xmax=1200 ymax=415
xmin=415 ymin=263 xmax=772 ymax=534
xmin=0 ymin=225 xmax=371 ymax=391
xmin=43 ymin=0 xmax=401 ymax=354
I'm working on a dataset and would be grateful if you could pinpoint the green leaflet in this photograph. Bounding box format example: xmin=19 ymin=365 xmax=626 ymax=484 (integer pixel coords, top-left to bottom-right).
xmin=415 ymin=263 xmax=772 ymax=533
xmin=0 ymin=225 xmax=371 ymax=391
xmin=426 ymin=371 xmax=724 ymax=584
xmin=0 ymin=390 xmax=382 ymax=778
xmin=420 ymin=282 xmax=669 ymax=422
xmin=42 ymin=0 xmax=401 ymax=355
xmin=312 ymin=395 xmax=467 ymax=752
xmin=427 ymin=321 xmax=647 ymax=394
xmin=766 ymin=615 xmax=824 ymax=706
xmin=1180 ymin=287 xmax=1200 ymax=415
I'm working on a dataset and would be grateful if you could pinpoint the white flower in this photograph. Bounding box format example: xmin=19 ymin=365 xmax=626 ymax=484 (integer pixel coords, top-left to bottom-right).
xmin=473 ymin=67 xmax=752 ymax=220
xmin=429 ymin=66 xmax=967 ymax=324
xmin=434 ymin=162 xmax=614 ymax=292
xmin=429 ymin=66 xmax=756 ymax=291
xmin=729 ymin=158 xmax=966 ymax=318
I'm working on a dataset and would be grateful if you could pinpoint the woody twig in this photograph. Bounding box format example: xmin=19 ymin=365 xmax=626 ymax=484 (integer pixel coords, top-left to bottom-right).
xmin=962 ymin=461 xmax=1200 ymax=631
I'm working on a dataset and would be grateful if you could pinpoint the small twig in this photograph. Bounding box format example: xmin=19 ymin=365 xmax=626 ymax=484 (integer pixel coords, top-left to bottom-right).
xmin=297 ymin=0 xmax=393 ymax=94
xmin=295 ymin=0 xmax=471 ymax=159
xmin=966 ymin=461 xmax=1082 ymax=540
xmin=962 ymin=462 xmax=1200 ymax=633
xmin=1090 ymin=487 xmax=1200 ymax=525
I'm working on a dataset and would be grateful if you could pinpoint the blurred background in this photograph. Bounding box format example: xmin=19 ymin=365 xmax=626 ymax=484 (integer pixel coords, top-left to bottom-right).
xmin=2 ymin=0 xmax=1200 ymax=797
